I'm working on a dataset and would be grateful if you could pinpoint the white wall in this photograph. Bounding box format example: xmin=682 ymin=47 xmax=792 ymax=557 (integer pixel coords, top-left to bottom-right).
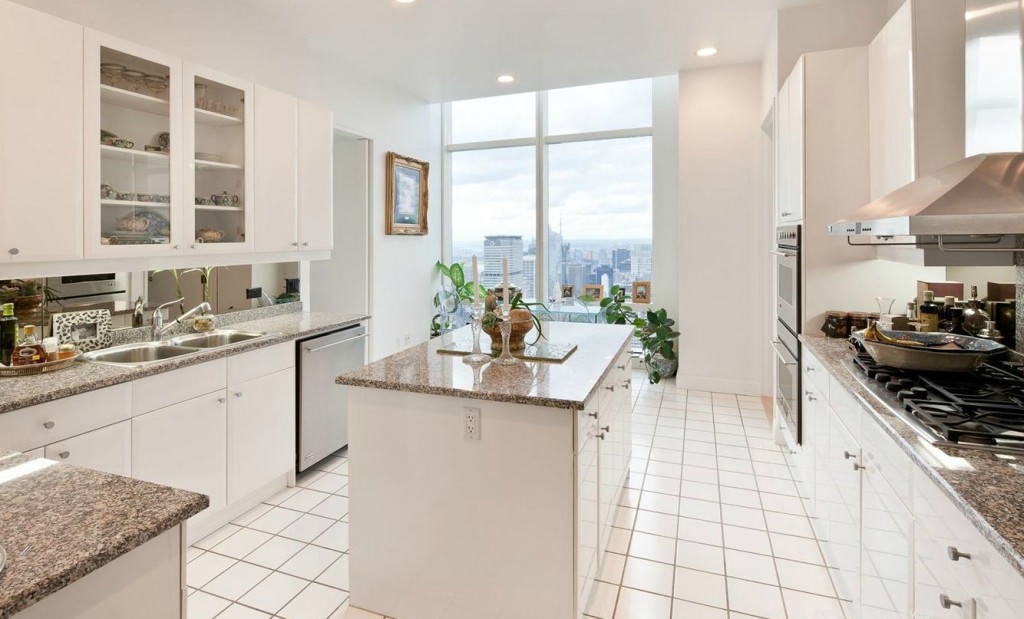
xmin=678 ymin=64 xmax=763 ymax=395
xmin=653 ymin=75 xmax=680 ymax=327
xmin=14 ymin=0 xmax=443 ymax=360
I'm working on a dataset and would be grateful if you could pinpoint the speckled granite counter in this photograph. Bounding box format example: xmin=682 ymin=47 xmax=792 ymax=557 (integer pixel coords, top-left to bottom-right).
xmin=801 ymin=335 xmax=1024 ymax=578
xmin=337 ymin=322 xmax=634 ymax=409
xmin=0 ymin=309 xmax=369 ymax=415
xmin=0 ymin=452 xmax=207 ymax=618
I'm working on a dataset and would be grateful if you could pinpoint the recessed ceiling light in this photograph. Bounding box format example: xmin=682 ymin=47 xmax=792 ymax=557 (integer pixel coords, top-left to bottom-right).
xmin=497 ymin=74 xmax=515 ymax=84
xmin=696 ymin=47 xmax=718 ymax=57
xmin=395 ymin=0 xmax=416 ymax=4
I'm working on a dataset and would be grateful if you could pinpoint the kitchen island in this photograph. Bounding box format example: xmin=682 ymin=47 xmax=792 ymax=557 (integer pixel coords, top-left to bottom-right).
xmin=336 ymin=322 xmax=635 ymax=619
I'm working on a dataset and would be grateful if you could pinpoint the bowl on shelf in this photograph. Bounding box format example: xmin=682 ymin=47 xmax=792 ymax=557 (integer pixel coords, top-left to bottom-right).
xmin=106 ymin=138 xmax=134 ymax=149
xmin=100 ymin=63 xmax=126 ymax=87
xmin=122 ymin=69 xmax=145 ymax=92
xmin=143 ymin=74 xmax=167 ymax=97
xmin=116 ymin=192 xmax=136 ymax=201
xmin=196 ymin=228 xmax=226 ymax=243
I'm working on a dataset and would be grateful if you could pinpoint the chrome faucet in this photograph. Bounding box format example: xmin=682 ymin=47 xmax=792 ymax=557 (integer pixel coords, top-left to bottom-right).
xmin=151 ymin=298 xmax=212 ymax=341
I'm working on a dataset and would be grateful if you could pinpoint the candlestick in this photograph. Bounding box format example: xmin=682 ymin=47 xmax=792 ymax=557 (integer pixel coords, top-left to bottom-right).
xmin=502 ymin=257 xmax=510 ymax=311
xmin=491 ymin=304 xmax=522 ymax=366
xmin=471 ymin=255 xmax=480 ymax=306
xmin=462 ymin=305 xmax=490 ymax=365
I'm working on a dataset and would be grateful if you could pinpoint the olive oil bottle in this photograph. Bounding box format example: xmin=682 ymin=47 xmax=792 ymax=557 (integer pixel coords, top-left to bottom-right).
xmin=0 ymin=303 xmax=18 ymax=366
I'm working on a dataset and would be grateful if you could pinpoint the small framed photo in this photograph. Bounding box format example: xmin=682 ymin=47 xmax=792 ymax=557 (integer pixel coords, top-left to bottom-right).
xmin=52 ymin=309 xmax=112 ymax=352
xmin=385 ymin=151 xmax=429 ymax=235
xmin=561 ymin=284 xmax=575 ymax=299
xmin=614 ymin=287 xmax=626 ymax=303
xmin=632 ymin=281 xmax=651 ymax=304
xmin=582 ymin=284 xmax=604 ymax=300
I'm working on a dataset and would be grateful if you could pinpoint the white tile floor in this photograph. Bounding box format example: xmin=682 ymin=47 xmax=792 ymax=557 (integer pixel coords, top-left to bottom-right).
xmin=188 ymin=372 xmax=843 ymax=619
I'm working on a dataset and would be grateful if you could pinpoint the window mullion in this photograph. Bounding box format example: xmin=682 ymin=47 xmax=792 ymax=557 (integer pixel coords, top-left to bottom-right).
xmin=535 ymin=91 xmax=548 ymax=302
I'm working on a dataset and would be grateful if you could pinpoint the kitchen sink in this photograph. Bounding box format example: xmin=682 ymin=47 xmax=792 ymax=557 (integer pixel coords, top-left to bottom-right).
xmin=168 ymin=330 xmax=267 ymax=348
xmin=80 ymin=343 xmax=201 ymax=366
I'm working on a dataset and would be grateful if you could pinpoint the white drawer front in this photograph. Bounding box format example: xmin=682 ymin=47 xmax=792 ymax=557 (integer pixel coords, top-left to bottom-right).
xmin=0 ymin=384 xmax=131 ymax=451
xmin=44 ymin=420 xmax=132 ymax=477
xmin=803 ymin=348 xmax=828 ymax=393
xmin=228 ymin=341 xmax=294 ymax=385
xmin=133 ymin=358 xmax=226 ymax=416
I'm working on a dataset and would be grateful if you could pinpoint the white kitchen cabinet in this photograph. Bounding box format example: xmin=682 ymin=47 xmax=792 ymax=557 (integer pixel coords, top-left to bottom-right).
xmin=825 ymin=404 xmax=862 ymax=615
xmin=576 ymin=413 xmax=600 ymax=611
xmin=0 ymin=0 xmax=84 ymax=263
xmin=44 ymin=420 xmax=132 ymax=477
xmin=227 ymin=367 xmax=295 ymax=503
xmin=84 ymin=29 xmax=184 ymax=259
xmin=776 ymin=57 xmax=805 ymax=225
xmin=915 ymin=524 xmax=977 ymax=619
xmin=254 ymin=85 xmax=299 ymax=252
xmin=860 ymin=450 xmax=913 ymax=619
xmin=298 ymin=99 xmax=334 ymax=251
xmin=0 ymin=384 xmax=131 ymax=452
xmin=132 ymin=390 xmax=228 ymax=528
xmin=868 ymin=0 xmax=965 ymax=201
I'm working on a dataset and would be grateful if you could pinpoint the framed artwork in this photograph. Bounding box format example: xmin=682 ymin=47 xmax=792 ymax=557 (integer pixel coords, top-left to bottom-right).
xmin=52 ymin=309 xmax=112 ymax=352
xmin=614 ymin=287 xmax=626 ymax=303
xmin=582 ymin=284 xmax=604 ymax=300
xmin=632 ymin=281 xmax=651 ymax=304
xmin=561 ymin=284 xmax=575 ymax=299
xmin=385 ymin=151 xmax=429 ymax=235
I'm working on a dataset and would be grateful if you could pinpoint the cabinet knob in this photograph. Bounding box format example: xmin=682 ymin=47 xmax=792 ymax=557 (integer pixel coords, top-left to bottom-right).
xmin=947 ymin=546 xmax=972 ymax=562
xmin=217 ymin=397 xmax=226 ymax=404
xmin=43 ymin=421 xmax=55 ymax=429
xmin=8 ymin=247 xmax=18 ymax=255
xmin=623 ymin=378 xmax=631 ymax=388
xmin=234 ymin=392 xmax=243 ymax=398
xmin=616 ymin=364 xmax=627 ymax=370
xmin=291 ymin=242 xmax=299 ymax=247
xmin=806 ymin=394 xmax=816 ymax=401
xmin=587 ymin=411 xmax=598 ymax=419
xmin=173 ymin=244 xmax=180 ymax=250
xmin=190 ymin=244 xmax=197 ymax=250
xmin=781 ymin=211 xmax=791 ymax=217
xmin=853 ymin=462 xmax=866 ymax=471
xmin=939 ymin=594 xmax=963 ymax=609
xmin=302 ymin=241 xmax=309 ymax=247
xmin=597 ymin=432 xmax=606 ymax=440
xmin=843 ymin=450 xmax=856 ymax=460
xmin=807 ymin=367 xmax=815 ymax=372
xmin=58 ymin=451 xmax=70 ymax=459
xmin=605 ymin=385 xmax=615 ymax=392
xmin=601 ymin=425 xmax=610 ymax=433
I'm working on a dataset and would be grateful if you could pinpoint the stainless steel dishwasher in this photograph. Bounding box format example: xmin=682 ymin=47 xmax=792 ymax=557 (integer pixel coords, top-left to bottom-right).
xmin=296 ymin=324 xmax=367 ymax=472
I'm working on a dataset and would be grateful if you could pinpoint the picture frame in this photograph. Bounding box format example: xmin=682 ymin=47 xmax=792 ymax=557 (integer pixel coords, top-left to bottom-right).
xmin=385 ymin=151 xmax=429 ymax=235
xmin=52 ymin=309 xmax=112 ymax=352
xmin=632 ymin=281 xmax=651 ymax=304
xmin=561 ymin=284 xmax=575 ymax=299
xmin=582 ymin=284 xmax=604 ymax=300
xmin=614 ymin=287 xmax=626 ymax=303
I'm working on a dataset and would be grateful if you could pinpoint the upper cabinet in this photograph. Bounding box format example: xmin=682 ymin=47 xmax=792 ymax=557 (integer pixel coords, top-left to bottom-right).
xmin=298 ymin=100 xmax=334 ymax=251
xmin=84 ymin=30 xmax=183 ymax=258
xmin=776 ymin=58 xmax=804 ymax=225
xmin=868 ymin=0 xmax=965 ymax=201
xmin=184 ymin=64 xmax=254 ymax=254
xmin=0 ymin=1 xmax=84 ymax=263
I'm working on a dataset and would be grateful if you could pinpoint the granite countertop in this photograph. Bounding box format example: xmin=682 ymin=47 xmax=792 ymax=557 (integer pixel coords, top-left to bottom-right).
xmin=801 ymin=335 xmax=1024 ymax=578
xmin=0 ymin=308 xmax=369 ymax=415
xmin=0 ymin=453 xmax=207 ymax=618
xmin=337 ymin=322 xmax=634 ymax=409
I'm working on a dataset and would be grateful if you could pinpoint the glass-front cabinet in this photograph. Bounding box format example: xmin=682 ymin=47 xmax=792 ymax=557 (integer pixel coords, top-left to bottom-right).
xmin=84 ymin=30 xmax=182 ymax=258
xmin=185 ymin=65 xmax=254 ymax=253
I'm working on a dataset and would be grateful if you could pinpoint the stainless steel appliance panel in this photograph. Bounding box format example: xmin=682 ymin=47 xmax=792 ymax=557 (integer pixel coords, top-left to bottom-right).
xmin=774 ymin=225 xmax=801 ymax=335
xmin=296 ymin=324 xmax=368 ymax=472
xmin=46 ymin=273 xmax=127 ymax=306
xmin=773 ymin=321 xmax=801 ymax=443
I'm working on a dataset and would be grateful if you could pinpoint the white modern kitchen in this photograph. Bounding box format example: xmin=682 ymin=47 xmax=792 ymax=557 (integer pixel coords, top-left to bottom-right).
xmin=3 ymin=1 xmax=1024 ymax=618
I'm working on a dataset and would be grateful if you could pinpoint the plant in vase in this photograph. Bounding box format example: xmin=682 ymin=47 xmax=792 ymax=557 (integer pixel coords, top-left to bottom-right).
xmin=431 ymin=261 xmax=487 ymax=337
xmin=598 ymin=284 xmax=680 ymax=384
xmin=481 ymin=293 xmax=547 ymax=351
xmin=0 ymin=279 xmax=61 ymax=328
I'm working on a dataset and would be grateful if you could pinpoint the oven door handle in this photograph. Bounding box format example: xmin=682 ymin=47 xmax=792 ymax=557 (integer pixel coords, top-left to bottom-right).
xmin=770 ymin=340 xmax=798 ymax=366
xmin=770 ymin=249 xmax=797 ymax=258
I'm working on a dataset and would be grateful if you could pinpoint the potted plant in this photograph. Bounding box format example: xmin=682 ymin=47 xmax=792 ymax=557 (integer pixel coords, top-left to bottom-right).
xmin=481 ymin=292 xmax=547 ymax=351
xmin=599 ymin=284 xmax=680 ymax=384
xmin=431 ymin=261 xmax=487 ymax=337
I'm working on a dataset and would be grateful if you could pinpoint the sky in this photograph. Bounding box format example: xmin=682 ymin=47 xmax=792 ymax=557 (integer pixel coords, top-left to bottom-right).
xmin=450 ymin=79 xmax=654 ymax=250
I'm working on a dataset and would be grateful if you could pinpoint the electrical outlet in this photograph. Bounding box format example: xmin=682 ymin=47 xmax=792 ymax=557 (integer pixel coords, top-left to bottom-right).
xmin=245 ymin=287 xmax=262 ymax=300
xmin=464 ymin=407 xmax=481 ymax=440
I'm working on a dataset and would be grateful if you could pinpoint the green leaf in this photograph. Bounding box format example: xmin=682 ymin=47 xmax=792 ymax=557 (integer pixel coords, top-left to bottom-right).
xmin=610 ymin=284 xmax=620 ymax=295
xmin=657 ymin=308 xmax=668 ymax=321
xmin=632 ymin=318 xmax=646 ymax=328
xmin=660 ymin=342 xmax=675 ymax=358
xmin=667 ymin=331 xmax=681 ymax=340
xmin=436 ymin=262 xmax=451 ymax=278
xmin=599 ymin=297 xmax=612 ymax=308
xmin=449 ymin=263 xmax=465 ymax=289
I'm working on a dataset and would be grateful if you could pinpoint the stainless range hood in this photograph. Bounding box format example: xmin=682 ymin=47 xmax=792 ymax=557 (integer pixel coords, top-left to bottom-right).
xmin=828 ymin=152 xmax=1024 ymax=237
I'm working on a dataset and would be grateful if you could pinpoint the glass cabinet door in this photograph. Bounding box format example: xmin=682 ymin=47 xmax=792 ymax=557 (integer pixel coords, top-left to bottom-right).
xmin=85 ymin=30 xmax=182 ymax=257
xmin=185 ymin=65 xmax=254 ymax=253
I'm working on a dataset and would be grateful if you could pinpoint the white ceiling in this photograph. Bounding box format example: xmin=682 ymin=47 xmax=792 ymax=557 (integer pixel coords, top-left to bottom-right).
xmin=236 ymin=0 xmax=839 ymax=103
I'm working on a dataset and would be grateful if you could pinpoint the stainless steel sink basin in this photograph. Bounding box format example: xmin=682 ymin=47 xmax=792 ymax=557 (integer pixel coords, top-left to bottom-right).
xmin=80 ymin=342 xmax=201 ymax=366
xmin=168 ymin=330 xmax=266 ymax=348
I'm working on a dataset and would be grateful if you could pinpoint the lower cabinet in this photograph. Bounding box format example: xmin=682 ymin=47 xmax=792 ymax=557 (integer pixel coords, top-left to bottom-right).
xmin=826 ymin=403 xmax=862 ymax=612
xmin=43 ymin=420 xmax=131 ymax=477
xmin=227 ymin=367 xmax=295 ymax=503
xmin=861 ymin=452 xmax=913 ymax=619
xmin=132 ymin=390 xmax=229 ymax=526
xmin=577 ymin=415 xmax=600 ymax=606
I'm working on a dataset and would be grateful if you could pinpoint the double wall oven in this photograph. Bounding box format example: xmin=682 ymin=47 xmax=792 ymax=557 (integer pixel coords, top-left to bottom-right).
xmin=772 ymin=225 xmax=801 ymax=445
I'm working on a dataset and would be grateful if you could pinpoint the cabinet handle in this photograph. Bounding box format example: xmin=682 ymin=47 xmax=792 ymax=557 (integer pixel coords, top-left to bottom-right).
xmin=947 ymin=546 xmax=972 ymax=562
xmin=806 ymin=394 xmax=816 ymax=401
xmin=597 ymin=432 xmax=606 ymax=440
xmin=302 ymin=241 xmax=309 ymax=247
xmin=623 ymin=379 xmax=631 ymax=388
xmin=173 ymin=244 xmax=180 ymax=250
xmin=843 ymin=450 xmax=856 ymax=460
xmin=43 ymin=421 xmax=55 ymax=429
xmin=605 ymin=385 xmax=615 ymax=392
xmin=587 ymin=411 xmax=598 ymax=419
xmin=291 ymin=242 xmax=299 ymax=247
xmin=939 ymin=594 xmax=963 ymax=609
xmin=217 ymin=397 xmax=226 ymax=404
xmin=616 ymin=364 xmax=627 ymax=370
xmin=58 ymin=451 xmax=70 ymax=459
xmin=8 ymin=248 xmax=18 ymax=255
xmin=807 ymin=367 xmax=815 ymax=372
xmin=853 ymin=462 xmax=865 ymax=471
xmin=190 ymin=244 xmax=197 ymax=250
xmin=234 ymin=392 xmax=243 ymax=398
xmin=781 ymin=211 xmax=792 ymax=217
xmin=601 ymin=425 xmax=610 ymax=433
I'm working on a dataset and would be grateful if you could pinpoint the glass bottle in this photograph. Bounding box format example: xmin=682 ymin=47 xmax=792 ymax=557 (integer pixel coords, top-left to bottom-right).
xmin=939 ymin=295 xmax=956 ymax=331
xmin=918 ymin=290 xmax=940 ymax=333
xmin=963 ymin=285 xmax=990 ymax=336
xmin=0 ymin=303 xmax=17 ymax=366
xmin=946 ymin=307 xmax=970 ymax=336
xmin=12 ymin=324 xmax=45 ymax=366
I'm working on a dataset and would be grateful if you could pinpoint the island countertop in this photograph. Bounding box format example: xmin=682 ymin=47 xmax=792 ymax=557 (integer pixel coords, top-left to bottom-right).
xmin=337 ymin=322 xmax=635 ymax=409
xmin=0 ymin=453 xmax=207 ymax=619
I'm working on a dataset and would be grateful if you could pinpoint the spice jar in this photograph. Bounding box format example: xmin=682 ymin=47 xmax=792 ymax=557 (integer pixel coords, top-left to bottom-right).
xmin=848 ymin=312 xmax=869 ymax=332
xmin=821 ymin=311 xmax=850 ymax=339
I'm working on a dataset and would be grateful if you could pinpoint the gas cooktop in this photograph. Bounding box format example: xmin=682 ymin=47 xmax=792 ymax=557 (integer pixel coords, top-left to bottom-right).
xmin=848 ymin=353 xmax=1024 ymax=455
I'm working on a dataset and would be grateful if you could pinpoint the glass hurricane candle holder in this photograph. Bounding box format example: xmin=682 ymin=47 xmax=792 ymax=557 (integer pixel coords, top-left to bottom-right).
xmin=491 ymin=306 xmax=524 ymax=366
xmin=463 ymin=305 xmax=491 ymax=365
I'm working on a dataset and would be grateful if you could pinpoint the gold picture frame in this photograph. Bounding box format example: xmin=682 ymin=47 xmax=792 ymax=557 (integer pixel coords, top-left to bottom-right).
xmin=582 ymin=284 xmax=604 ymax=300
xmin=632 ymin=281 xmax=651 ymax=304
xmin=385 ymin=151 xmax=429 ymax=235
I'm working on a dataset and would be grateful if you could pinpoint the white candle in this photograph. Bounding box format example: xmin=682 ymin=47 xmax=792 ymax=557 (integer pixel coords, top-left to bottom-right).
xmin=502 ymin=257 xmax=510 ymax=311
xmin=471 ymin=256 xmax=479 ymax=306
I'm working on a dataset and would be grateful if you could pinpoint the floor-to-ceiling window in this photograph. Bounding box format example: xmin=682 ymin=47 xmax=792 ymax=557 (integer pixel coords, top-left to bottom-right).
xmin=446 ymin=78 xmax=654 ymax=303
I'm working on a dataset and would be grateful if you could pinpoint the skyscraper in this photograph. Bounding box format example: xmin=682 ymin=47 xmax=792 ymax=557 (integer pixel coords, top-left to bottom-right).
xmin=482 ymin=236 xmax=524 ymax=289
xmin=522 ymin=255 xmax=536 ymax=299
xmin=631 ymin=243 xmax=653 ymax=281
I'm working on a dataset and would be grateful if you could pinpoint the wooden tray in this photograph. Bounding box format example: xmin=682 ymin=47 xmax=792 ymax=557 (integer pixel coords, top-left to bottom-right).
xmin=0 ymin=352 xmax=80 ymax=377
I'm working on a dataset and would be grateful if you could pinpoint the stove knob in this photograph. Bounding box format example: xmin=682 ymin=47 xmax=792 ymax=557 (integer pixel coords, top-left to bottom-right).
xmin=886 ymin=380 xmax=903 ymax=392
xmin=896 ymin=390 xmax=915 ymax=402
xmin=899 ymin=378 xmax=916 ymax=389
xmin=876 ymin=372 xmax=891 ymax=383
xmin=910 ymin=387 xmax=928 ymax=397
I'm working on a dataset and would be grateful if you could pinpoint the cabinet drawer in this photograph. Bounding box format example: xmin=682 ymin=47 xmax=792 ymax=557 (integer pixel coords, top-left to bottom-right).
xmin=913 ymin=468 xmax=1024 ymax=617
xmin=133 ymin=358 xmax=226 ymax=416
xmin=44 ymin=420 xmax=131 ymax=477
xmin=0 ymin=384 xmax=131 ymax=451
xmin=228 ymin=341 xmax=294 ymax=385
xmin=915 ymin=526 xmax=977 ymax=619
xmin=577 ymin=399 xmax=599 ymax=453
